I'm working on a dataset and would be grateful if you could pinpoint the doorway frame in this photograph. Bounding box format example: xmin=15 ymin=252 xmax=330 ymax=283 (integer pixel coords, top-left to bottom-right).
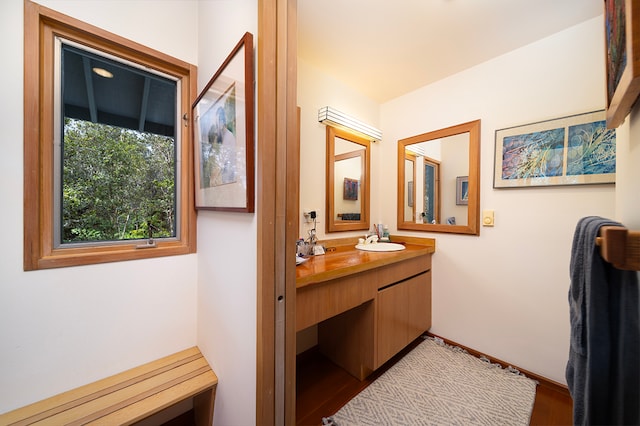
xmin=257 ymin=0 xmax=298 ymax=424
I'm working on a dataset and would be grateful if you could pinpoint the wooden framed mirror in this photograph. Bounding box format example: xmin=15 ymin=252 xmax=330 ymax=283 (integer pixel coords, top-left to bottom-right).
xmin=397 ymin=119 xmax=480 ymax=235
xmin=326 ymin=126 xmax=370 ymax=232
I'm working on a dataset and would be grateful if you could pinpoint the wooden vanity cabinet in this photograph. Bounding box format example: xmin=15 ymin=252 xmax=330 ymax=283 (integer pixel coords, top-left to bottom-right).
xmin=306 ymin=251 xmax=432 ymax=380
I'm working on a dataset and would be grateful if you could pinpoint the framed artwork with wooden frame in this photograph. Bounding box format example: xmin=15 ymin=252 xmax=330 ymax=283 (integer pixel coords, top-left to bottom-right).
xmin=192 ymin=32 xmax=255 ymax=211
xmin=604 ymin=0 xmax=640 ymax=129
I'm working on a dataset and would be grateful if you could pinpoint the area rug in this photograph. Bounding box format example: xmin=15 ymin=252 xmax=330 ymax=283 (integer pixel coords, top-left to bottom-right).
xmin=323 ymin=337 xmax=537 ymax=426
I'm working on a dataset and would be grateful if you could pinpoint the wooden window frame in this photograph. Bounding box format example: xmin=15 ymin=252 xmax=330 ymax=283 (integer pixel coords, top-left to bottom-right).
xmin=23 ymin=0 xmax=197 ymax=270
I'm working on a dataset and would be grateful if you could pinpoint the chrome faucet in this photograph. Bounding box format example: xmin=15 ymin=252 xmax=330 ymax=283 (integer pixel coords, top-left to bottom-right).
xmin=364 ymin=234 xmax=379 ymax=244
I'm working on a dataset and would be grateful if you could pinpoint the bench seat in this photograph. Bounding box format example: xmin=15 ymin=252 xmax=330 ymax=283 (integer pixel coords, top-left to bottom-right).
xmin=0 ymin=347 xmax=217 ymax=425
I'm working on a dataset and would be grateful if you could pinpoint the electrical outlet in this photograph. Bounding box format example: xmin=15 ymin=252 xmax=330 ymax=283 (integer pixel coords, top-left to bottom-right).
xmin=303 ymin=209 xmax=315 ymax=224
xmin=302 ymin=209 xmax=320 ymax=224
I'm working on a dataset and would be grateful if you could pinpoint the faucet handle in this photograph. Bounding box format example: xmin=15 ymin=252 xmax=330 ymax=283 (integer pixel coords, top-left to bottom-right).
xmin=364 ymin=234 xmax=379 ymax=244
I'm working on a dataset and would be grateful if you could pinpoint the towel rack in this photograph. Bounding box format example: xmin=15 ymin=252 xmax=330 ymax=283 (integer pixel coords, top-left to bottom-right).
xmin=595 ymin=226 xmax=640 ymax=271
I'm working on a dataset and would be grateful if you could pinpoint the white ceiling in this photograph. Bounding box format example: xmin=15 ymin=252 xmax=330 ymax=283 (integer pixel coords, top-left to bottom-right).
xmin=298 ymin=0 xmax=604 ymax=103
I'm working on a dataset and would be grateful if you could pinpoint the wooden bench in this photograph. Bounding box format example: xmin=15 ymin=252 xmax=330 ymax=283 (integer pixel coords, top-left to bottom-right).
xmin=0 ymin=347 xmax=217 ymax=426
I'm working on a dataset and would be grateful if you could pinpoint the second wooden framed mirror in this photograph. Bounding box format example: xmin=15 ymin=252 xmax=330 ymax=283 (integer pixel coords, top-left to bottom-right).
xmin=397 ymin=120 xmax=480 ymax=235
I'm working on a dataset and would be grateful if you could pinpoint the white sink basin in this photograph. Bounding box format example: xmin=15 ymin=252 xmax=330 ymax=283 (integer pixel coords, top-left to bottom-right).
xmin=355 ymin=242 xmax=406 ymax=252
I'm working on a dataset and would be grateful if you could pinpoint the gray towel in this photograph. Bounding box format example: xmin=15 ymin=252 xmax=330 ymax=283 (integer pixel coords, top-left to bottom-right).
xmin=566 ymin=216 xmax=640 ymax=425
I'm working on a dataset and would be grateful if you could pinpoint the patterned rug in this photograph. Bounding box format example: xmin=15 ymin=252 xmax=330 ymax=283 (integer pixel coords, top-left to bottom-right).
xmin=323 ymin=337 xmax=537 ymax=426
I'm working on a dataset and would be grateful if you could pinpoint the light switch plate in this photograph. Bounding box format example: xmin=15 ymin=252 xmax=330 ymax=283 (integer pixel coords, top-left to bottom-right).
xmin=482 ymin=210 xmax=494 ymax=227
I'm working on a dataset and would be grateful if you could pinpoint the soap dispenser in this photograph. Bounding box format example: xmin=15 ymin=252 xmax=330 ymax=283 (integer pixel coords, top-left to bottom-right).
xmin=381 ymin=225 xmax=390 ymax=242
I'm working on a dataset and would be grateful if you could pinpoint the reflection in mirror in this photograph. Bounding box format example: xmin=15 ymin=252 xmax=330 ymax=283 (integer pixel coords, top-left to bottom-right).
xmin=397 ymin=120 xmax=480 ymax=235
xmin=404 ymin=154 xmax=415 ymax=223
xmin=407 ymin=136 xmax=463 ymax=225
xmin=421 ymin=155 xmax=441 ymax=224
xmin=327 ymin=126 xmax=370 ymax=232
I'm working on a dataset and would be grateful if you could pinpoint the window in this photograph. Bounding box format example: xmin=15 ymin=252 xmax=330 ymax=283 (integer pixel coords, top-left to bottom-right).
xmin=24 ymin=1 xmax=196 ymax=270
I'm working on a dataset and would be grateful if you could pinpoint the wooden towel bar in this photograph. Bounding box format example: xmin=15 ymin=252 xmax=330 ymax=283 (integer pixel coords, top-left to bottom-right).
xmin=595 ymin=226 xmax=640 ymax=271
xmin=0 ymin=347 xmax=217 ymax=426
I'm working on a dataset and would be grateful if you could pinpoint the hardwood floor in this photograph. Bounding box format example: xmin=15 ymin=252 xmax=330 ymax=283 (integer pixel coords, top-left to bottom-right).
xmin=296 ymin=336 xmax=573 ymax=425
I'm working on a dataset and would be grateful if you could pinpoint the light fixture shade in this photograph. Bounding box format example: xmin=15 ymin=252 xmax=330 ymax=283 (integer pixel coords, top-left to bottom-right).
xmin=92 ymin=67 xmax=114 ymax=78
xmin=318 ymin=106 xmax=382 ymax=142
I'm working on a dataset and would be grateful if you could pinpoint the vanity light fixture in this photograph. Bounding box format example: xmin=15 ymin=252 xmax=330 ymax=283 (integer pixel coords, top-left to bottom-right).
xmin=406 ymin=145 xmax=427 ymax=157
xmin=318 ymin=106 xmax=382 ymax=142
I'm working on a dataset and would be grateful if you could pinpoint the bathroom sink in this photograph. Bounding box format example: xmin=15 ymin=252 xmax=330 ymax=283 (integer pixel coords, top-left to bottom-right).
xmin=355 ymin=242 xmax=406 ymax=252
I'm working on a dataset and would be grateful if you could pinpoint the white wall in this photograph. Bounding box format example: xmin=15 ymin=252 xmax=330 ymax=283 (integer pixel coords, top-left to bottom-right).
xmin=195 ymin=2 xmax=258 ymax=426
xmin=0 ymin=0 xmax=199 ymax=413
xmin=380 ymin=17 xmax=614 ymax=384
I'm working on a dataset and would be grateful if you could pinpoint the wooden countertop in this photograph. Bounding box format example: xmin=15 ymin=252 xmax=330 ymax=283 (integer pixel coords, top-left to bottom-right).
xmin=296 ymin=237 xmax=435 ymax=289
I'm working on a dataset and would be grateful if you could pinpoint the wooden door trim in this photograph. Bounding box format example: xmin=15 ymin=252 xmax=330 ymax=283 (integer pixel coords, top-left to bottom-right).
xmin=257 ymin=0 xmax=297 ymax=424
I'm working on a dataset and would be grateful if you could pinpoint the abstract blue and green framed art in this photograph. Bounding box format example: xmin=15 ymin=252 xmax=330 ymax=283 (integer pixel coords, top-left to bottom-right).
xmin=493 ymin=110 xmax=616 ymax=188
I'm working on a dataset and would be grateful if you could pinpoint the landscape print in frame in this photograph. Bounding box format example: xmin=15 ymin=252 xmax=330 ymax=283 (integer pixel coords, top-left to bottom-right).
xmin=192 ymin=32 xmax=254 ymax=211
xmin=493 ymin=110 xmax=616 ymax=188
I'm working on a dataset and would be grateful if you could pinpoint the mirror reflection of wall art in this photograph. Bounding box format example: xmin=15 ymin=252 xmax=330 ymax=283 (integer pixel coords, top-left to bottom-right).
xmin=193 ymin=32 xmax=254 ymax=211
xmin=456 ymin=176 xmax=469 ymax=205
xmin=407 ymin=181 xmax=414 ymax=207
xmin=493 ymin=110 xmax=616 ymax=188
xmin=343 ymin=178 xmax=359 ymax=200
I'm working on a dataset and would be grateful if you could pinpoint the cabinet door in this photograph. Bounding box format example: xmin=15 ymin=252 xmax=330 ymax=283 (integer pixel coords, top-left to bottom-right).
xmin=375 ymin=271 xmax=431 ymax=368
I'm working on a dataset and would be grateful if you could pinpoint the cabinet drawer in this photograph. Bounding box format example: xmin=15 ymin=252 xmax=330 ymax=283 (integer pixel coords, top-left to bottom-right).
xmin=296 ymin=271 xmax=377 ymax=331
xmin=374 ymin=255 xmax=431 ymax=290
